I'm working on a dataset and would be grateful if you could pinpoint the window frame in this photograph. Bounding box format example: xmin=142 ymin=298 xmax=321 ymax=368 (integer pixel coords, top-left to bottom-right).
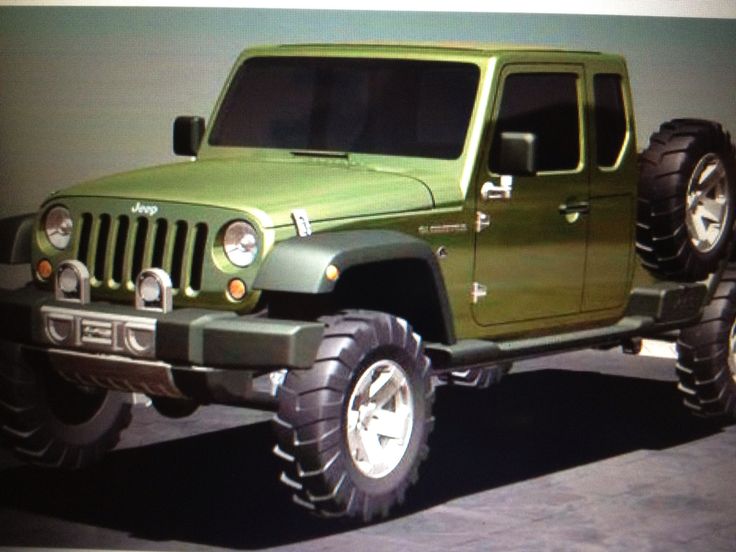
xmin=487 ymin=64 xmax=586 ymax=176
xmin=592 ymin=72 xmax=630 ymax=171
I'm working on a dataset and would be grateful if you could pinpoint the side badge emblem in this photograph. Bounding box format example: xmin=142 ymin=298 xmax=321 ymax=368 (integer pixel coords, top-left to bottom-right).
xmin=291 ymin=209 xmax=312 ymax=237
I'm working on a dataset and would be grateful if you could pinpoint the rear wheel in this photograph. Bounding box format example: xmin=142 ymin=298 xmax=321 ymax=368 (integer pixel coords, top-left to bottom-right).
xmin=676 ymin=273 xmax=736 ymax=420
xmin=0 ymin=344 xmax=132 ymax=468
xmin=273 ymin=311 xmax=434 ymax=521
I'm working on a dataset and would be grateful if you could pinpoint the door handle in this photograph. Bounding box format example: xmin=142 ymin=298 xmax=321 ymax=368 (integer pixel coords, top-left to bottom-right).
xmin=558 ymin=201 xmax=590 ymax=215
xmin=481 ymin=177 xmax=514 ymax=201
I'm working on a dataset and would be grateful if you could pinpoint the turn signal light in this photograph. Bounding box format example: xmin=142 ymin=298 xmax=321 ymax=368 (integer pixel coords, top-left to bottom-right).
xmin=227 ymin=278 xmax=247 ymax=301
xmin=325 ymin=264 xmax=340 ymax=282
xmin=37 ymin=259 xmax=53 ymax=281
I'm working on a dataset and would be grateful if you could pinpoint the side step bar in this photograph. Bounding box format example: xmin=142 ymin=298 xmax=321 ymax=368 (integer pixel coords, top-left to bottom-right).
xmin=427 ymin=281 xmax=706 ymax=371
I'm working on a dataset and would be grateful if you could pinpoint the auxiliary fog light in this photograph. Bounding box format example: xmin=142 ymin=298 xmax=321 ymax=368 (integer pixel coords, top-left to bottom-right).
xmin=227 ymin=278 xmax=247 ymax=301
xmin=54 ymin=260 xmax=90 ymax=304
xmin=135 ymin=268 xmax=173 ymax=313
xmin=59 ymin=267 xmax=78 ymax=294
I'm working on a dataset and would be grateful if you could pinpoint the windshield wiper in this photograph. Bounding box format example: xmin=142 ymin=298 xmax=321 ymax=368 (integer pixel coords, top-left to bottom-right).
xmin=290 ymin=150 xmax=349 ymax=160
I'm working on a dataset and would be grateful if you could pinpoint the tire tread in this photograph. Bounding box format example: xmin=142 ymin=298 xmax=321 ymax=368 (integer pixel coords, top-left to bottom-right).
xmin=636 ymin=119 xmax=736 ymax=281
xmin=676 ymin=275 xmax=736 ymax=420
xmin=272 ymin=310 xmax=434 ymax=521
xmin=0 ymin=347 xmax=132 ymax=469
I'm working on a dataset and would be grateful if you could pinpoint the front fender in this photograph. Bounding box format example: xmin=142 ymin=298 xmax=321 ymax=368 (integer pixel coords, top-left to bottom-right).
xmin=0 ymin=214 xmax=34 ymax=264
xmin=253 ymin=230 xmax=455 ymax=342
xmin=254 ymin=230 xmax=438 ymax=294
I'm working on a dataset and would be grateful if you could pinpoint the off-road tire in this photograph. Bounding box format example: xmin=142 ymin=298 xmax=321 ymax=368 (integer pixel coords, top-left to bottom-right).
xmin=637 ymin=119 xmax=736 ymax=282
xmin=0 ymin=343 xmax=132 ymax=468
xmin=273 ymin=311 xmax=434 ymax=521
xmin=676 ymin=270 xmax=736 ymax=420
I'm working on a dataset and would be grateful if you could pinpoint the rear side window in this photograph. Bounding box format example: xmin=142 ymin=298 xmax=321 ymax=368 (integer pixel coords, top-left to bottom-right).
xmin=594 ymin=74 xmax=627 ymax=167
xmin=490 ymin=72 xmax=580 ymax=172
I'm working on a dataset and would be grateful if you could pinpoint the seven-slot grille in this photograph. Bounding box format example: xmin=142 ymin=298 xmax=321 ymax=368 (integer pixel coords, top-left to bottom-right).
xmin=75 ymin=213 xmax=208 ymax=293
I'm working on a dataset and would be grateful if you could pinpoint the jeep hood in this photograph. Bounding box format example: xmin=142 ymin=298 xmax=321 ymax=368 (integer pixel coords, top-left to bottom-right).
xmin=55 ymin=157 xmax=434 ymax=227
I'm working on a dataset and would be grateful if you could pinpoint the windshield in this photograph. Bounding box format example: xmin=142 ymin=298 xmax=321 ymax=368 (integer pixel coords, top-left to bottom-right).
xmin=209 ymin=56 xmax=480 ymax=159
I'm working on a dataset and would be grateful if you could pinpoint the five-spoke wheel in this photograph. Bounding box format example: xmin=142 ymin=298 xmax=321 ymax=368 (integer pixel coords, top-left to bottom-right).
xmin=346 ymin=359 xmax=414 ymax=479
xmin=637 ymin=118 xmax=736 ymax=281
xmin=273 ymin=311 xmax=434 ymax=521
xmin=686 ymin=153 xmax=730 ymax=253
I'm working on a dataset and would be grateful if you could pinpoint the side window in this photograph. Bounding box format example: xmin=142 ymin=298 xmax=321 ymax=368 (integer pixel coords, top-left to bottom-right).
xmin=593 ymin=74 xmax=627 ymax=167
xmin=490 ymin=72 xmax=580 ymax=173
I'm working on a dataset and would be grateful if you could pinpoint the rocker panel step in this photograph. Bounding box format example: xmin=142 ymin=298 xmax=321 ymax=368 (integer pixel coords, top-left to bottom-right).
xmin=427 ymin=282 xmax=707 ymax=371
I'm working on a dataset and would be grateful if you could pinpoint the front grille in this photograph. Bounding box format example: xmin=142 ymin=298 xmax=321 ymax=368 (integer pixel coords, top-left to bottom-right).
xmin=76 ymin=213 xmax=208 ymax=293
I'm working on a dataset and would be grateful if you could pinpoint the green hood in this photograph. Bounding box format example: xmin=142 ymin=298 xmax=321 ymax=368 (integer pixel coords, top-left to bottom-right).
xmin=56 ymin=157 xmax=434 ymax=228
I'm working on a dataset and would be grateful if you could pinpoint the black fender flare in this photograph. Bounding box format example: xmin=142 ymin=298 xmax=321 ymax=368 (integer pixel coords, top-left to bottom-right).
xmin=0 ymin=214 xmax=34 ymax=264
xmin=253 ymin=230 xmax=455 ymax=342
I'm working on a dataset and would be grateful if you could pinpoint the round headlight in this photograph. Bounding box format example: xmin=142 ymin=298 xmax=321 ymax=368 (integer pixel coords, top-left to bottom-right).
xmin=223 ymin=221 xmax=259 ymax=267
xmin=44 ymin=206 xmax=73 ymax=250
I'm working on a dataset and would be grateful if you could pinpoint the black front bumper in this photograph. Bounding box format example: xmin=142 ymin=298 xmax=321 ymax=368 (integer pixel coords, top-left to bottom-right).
xmin=0 ymin=285 xmax=324 ymax=408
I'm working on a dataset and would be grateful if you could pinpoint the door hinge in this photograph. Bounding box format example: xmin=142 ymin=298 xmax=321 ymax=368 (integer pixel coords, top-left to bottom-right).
xmin=475 ymin=211 xmax=491 ymax=233
xmin=471 ymin=282 xmax=488 ymax=304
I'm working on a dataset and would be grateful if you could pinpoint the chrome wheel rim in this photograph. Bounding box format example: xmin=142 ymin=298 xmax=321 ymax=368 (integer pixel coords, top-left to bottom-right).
xmin=728 ymin=320 xmax=736 ymax=383
xmin=686 ymin=153 xmax=730 ymax=253
xmin=346 ymin=359 xmax=414 ymax=479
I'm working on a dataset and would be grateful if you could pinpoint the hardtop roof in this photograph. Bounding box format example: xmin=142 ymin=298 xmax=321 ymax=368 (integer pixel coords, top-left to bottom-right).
xmin=266 ymin=41 xmax=604 ymax=56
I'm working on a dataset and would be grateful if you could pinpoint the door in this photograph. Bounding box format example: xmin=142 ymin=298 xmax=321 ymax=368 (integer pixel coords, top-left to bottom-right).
xmin=582 ymin=71 xmax=636 ymax=311
xmin=473 ymin=66 xmax=589 ymax=326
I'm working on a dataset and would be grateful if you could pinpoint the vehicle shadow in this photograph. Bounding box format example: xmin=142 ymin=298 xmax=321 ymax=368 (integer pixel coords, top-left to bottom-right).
xmin=0 ymin=368 xmax=725 ymax=550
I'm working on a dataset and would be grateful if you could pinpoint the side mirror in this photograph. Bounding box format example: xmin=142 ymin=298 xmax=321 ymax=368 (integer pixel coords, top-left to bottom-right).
xmin=173 ymin=116 xmax=205 ymax=157
xmin=496 ymin=132 xmax=537 ymax=176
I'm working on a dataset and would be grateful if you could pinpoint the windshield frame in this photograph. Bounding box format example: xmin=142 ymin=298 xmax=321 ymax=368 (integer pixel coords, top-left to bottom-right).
xmin=199 ymin=48 xmax=487 ymax=165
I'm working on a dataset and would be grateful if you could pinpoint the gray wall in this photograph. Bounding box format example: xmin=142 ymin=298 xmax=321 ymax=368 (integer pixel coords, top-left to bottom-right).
xmin=1 ymin=7 xmax=735 ymax=285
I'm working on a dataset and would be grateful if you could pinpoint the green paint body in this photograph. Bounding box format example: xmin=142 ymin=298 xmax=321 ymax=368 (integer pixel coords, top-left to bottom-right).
xmin=32 ymin=43 xmax=656 ymax=343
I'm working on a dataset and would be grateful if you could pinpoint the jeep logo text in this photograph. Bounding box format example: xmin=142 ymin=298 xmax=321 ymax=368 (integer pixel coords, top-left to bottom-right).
xmin=131 ymin=202 xmax=159 ymax=216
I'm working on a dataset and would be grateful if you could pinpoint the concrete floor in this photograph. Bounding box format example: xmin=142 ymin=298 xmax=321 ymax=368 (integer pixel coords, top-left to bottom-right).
xmin=1 ymin=348 xmax=734 ymax=551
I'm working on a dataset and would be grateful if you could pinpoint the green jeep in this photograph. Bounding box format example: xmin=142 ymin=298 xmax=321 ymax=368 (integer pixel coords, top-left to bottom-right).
xmin=1 ymin=43 xmax=735 ymax=522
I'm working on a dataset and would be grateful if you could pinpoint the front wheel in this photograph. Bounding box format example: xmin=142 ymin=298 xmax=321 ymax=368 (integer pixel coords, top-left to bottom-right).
xmin=0 ymin=344 xmax=132 ymax=468
xmin=272 ymin=311 xmax=434 ymax=522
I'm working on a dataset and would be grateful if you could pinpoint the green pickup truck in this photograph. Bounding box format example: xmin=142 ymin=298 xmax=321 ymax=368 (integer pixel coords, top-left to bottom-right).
xmin=1 ymin=43 xmax=735 ymax=522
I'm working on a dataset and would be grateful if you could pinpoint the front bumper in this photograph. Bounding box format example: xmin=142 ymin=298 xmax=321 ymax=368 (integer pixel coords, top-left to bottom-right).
xmin=0 ymin=285 xmax=324 ymax=408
